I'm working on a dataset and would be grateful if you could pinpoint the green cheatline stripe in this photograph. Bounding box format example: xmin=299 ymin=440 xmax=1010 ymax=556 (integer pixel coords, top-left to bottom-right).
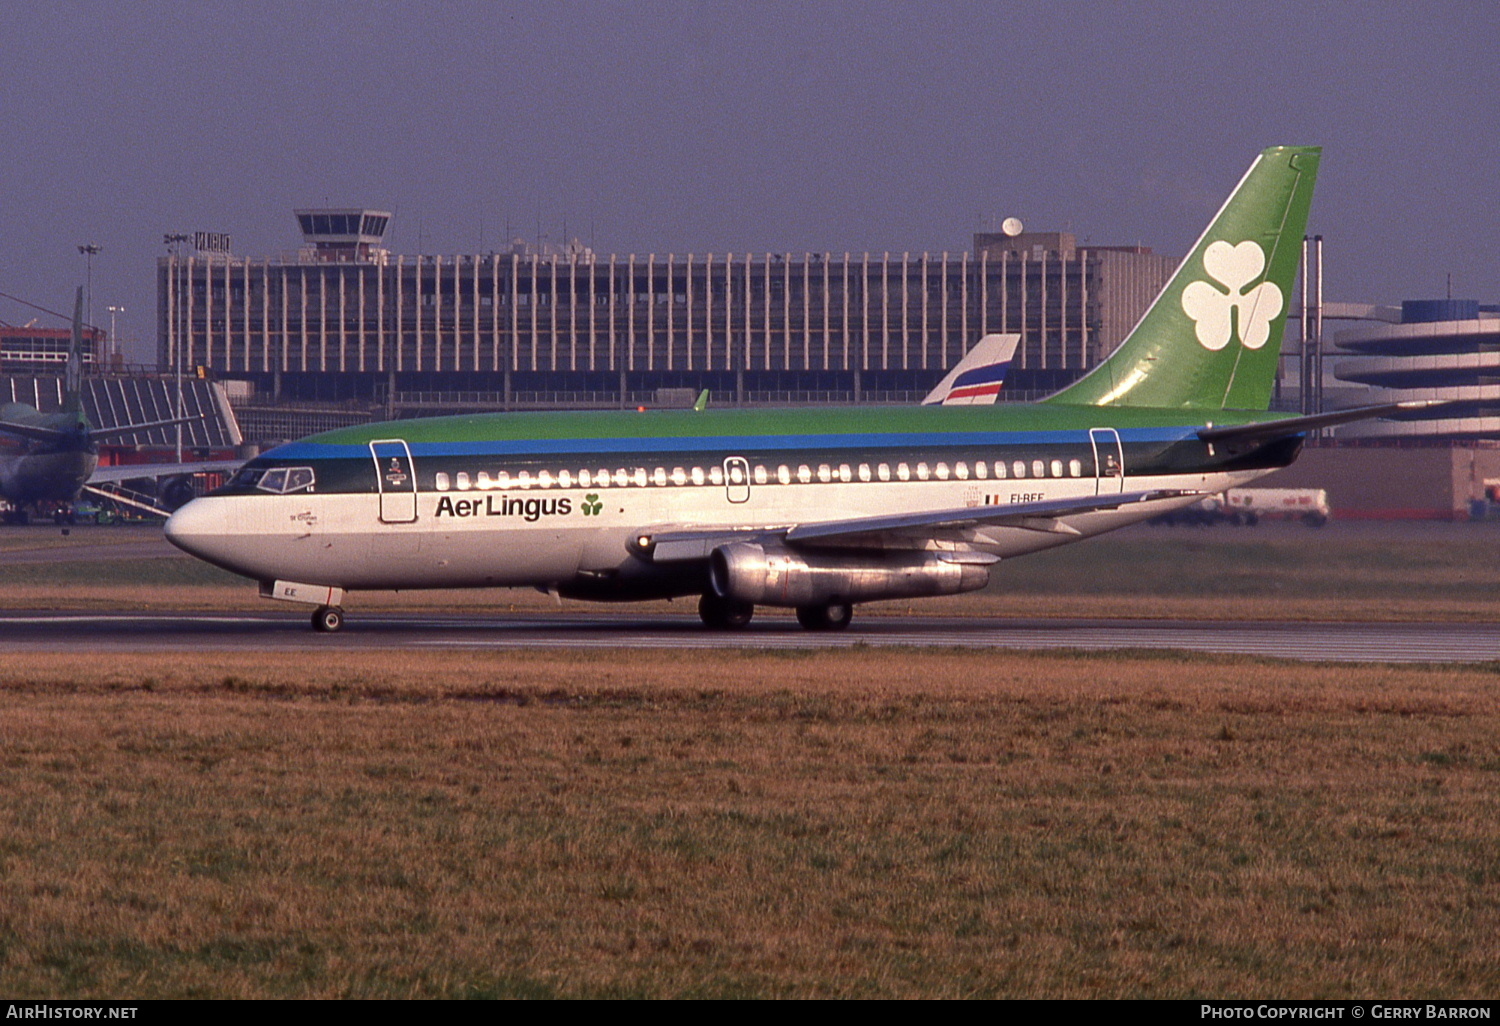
xmin=282 ymin=401 xmax=1280 ymax=452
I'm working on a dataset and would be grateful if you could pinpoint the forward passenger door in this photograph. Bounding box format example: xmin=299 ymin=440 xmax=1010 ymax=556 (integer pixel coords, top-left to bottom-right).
xmin=370 ymin=439 xmax=418 ymax=523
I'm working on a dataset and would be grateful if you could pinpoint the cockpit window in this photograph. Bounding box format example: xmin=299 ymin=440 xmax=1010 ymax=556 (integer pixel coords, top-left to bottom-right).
xmin=253 ymin=466 xmax=316 ymax=494
xmin=231 ymin=467 xmax=265 ymax=489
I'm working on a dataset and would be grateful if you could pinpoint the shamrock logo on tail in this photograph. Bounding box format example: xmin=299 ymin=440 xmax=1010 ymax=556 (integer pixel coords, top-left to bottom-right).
xmin=1181 ymin=240 xmax=1283 ymax=351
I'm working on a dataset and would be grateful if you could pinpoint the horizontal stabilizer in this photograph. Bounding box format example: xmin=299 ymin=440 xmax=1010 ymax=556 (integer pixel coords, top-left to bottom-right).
xmin=1197 ymin=401 xmax=1446 ymax=445
xmin=0 ymin=418 xmax=77 ymax=444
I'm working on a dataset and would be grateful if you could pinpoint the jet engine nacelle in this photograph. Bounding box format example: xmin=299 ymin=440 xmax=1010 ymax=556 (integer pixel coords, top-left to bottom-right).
xmin=709 ymin=541 xmax=991 ymax=608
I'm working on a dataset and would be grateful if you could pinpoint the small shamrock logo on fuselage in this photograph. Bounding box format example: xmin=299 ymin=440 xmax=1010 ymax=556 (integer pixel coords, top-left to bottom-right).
xmin=581 ymin=493 xmax=603 ymax=516
xmin=1180 ymin=240 xmax=1283 ymax=351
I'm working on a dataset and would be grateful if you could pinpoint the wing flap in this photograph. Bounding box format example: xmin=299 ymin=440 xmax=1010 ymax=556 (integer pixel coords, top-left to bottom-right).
xmin=646 ymin=489 xmax=1194 ymax=560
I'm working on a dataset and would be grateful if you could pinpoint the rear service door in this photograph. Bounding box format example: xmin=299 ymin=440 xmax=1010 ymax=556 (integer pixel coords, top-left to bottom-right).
xmin=1089 ymin=428 xmax=1125 ymax=496
xmin=370 ymin=439 xmax=418 ymax=523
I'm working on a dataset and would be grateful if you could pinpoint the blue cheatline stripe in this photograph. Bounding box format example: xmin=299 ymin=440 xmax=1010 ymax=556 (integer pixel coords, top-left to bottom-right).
xmin=952 ymin=363 xmax=1011 ymax=388
xmin=270 ymin=426 xmax=1198 ymax=461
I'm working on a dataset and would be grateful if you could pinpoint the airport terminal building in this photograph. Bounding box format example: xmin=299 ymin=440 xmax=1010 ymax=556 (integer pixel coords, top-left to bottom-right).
xmin=156 ymin=210 xmax=1176 ymax=411
xmin=1330 ymin=299 xmax=1500 ymax=439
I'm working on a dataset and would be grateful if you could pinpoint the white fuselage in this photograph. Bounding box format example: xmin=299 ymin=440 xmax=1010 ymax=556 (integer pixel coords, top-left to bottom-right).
xmin=165 ymin=447 xmax=1261 ymax=594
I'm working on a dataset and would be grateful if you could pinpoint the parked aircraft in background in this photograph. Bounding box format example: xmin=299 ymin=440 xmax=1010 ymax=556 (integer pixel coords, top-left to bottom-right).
xmin=921 ymin=332 xmax=1017 ymax=405
xmin=0 ymin=289 xmax=237 ymax=523
xmin=166 ymin=146 xmax=1423 ymax=632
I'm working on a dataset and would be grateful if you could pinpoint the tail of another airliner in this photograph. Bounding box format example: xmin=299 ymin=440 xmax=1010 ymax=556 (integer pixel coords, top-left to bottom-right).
xmin=1045 ymin=145 xmax=1320 ymax=411
xmin=923 ymin=333 xmax=1019 ymax=405
xmin=64 ymin=287 xmax=84 ymax=416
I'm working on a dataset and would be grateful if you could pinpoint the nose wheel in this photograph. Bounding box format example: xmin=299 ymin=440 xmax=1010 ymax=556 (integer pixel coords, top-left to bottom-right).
xmin=312 ymin=605 xmax=345 ymax=633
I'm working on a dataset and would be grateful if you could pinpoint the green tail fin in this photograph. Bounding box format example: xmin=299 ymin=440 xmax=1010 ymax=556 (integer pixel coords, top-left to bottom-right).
xmin=1046 ymin=145 xmax=1320 ymax=410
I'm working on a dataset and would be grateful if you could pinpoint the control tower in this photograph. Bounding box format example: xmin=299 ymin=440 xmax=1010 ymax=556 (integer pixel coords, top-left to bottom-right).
xmin=293 ymin=209 xmax=392 ymax=262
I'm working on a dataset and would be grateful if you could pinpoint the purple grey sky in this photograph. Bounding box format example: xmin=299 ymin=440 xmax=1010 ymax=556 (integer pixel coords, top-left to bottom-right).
xmin=2 ymin=1 xmax=1496 ymax=362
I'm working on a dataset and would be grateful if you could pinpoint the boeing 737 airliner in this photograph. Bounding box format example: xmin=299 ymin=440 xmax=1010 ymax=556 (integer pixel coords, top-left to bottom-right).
xmin=164 ymin=146 xmax=1416 ymax=632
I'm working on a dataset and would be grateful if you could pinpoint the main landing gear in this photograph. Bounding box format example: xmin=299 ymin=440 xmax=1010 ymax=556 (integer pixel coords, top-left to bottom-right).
xmin=698 ymin=594 xmax=855 ymax=632
xmin=312 ymin=605 xmax=345 ymax=633
xmin=795 ymin=601 xmax=853 ymax=632
xmin=698 ymin=593 xmax=754 ymax=629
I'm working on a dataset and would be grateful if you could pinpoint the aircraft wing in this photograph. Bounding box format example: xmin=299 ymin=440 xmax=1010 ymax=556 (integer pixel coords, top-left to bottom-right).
xmin=90 ymin=416 xmax=214 ymax=442
xmin=88 ymin=459 xmax=244 ymax=485
xmin=647 ymin=489 xmax=1192 ymax=561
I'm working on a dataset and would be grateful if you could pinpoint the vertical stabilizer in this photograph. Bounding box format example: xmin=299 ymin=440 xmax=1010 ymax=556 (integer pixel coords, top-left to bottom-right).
xmin=65 ymin=287 xmax=85 ymax=415
xmin=922 ymin=333 xmax=1019 ymax=405
xmin=1046 ymin=146 xmax=1319 ymax=410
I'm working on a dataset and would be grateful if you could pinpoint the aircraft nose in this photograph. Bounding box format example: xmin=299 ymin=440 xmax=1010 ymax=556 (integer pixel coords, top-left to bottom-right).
xmin=164 ymin=497 xmax=235 ymax=567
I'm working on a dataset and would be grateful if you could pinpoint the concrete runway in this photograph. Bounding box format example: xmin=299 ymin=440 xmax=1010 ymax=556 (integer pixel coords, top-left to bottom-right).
xmin=3 ymin=608 xmax=1498 ymax=663
xmin=3 ymin=521 xmax=1498 ymax=662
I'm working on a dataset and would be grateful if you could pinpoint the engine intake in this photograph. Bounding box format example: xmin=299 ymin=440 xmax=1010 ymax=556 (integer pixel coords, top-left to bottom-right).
xmin=709 ymin=541 xmax=991 ymax=608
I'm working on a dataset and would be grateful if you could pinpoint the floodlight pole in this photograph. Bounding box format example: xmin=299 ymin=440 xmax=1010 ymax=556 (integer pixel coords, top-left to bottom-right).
xmin=78 ymin=243 xmax=101 ymax=356
xmin=164 ymin=233 xmax=191 ymax=463
xmin=106 ymin=305 xmax=123 ymax=365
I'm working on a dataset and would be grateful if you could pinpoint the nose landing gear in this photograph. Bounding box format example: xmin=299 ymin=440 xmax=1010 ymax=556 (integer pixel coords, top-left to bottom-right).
xmin=312 ymin=605 xmax=345 ymax=633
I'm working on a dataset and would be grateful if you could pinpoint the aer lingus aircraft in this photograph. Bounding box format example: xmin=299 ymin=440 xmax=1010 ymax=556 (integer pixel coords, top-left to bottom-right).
xmin=165 ymin=145 xmax=1418 ymax=632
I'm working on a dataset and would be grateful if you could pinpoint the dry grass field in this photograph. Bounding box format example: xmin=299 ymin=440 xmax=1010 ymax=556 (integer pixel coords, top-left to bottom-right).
xmin=1 ymin=648 xmax=1497 ymax=999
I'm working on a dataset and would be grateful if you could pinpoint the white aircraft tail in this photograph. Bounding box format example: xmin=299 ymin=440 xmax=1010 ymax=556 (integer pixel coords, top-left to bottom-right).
xmin=921 ymin=333 xmax=1019 ymax=406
